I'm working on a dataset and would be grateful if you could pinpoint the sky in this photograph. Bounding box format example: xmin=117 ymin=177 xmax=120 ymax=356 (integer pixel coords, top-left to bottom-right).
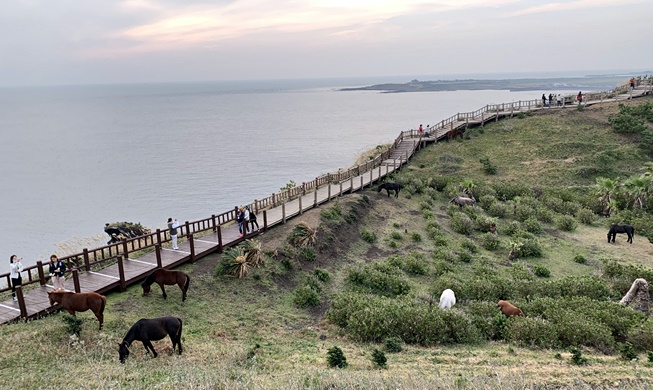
xmin=1 ymin=0 xmax=651 ymax=86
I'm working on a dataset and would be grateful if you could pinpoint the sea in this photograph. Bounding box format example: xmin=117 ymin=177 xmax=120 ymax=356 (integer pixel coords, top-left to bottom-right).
xmin=0 ymin=74 xmax=624 ymax=274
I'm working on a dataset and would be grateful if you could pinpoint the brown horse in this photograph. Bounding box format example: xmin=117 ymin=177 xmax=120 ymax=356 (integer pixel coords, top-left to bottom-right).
xmin=48 ymin=291 xmax=107 ymax=330
xmin=141 ymin=268 xmax=190 ymax=302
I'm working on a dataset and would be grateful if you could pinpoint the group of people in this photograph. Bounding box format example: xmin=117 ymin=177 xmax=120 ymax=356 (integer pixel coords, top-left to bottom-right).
xmin=236 ymin=206 xmax=259 ymax=237
xmin=541 ymin=92 xmax=584 ymax=108
xmin=9 ymin=254 xmax=66 ymax=302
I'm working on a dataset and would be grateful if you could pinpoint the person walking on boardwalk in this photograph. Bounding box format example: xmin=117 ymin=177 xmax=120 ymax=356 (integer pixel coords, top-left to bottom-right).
xmin=541 ymin=94 xmax=546 ymax=107
xmin=247 ymin=206 xmax=259 ymax=232
xmin=168 ymin=217 xmax=179 ymax=250
xmin=48 ymin=254 xmax=66 ymax=291
xmin=9 ymin=255 xmax=24 ymax=301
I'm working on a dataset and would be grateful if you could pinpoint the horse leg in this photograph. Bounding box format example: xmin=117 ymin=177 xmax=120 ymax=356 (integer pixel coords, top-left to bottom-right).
xmin=144 ymin=341 xmax=158 ymax=358
xmin=628 ymin=232 xmax=633 ymax=244
xmin=178 ymin=279 xmax=186 ymax=302
xmin=96 ymin=311 xmax=104 ymax=331
xmin=66 ymin=309 xmax=76 ymax=316
xmin=159 ymin=282 xmax=167 ymax=300
xmin=386 ymin=189 xmax=390 ymax=197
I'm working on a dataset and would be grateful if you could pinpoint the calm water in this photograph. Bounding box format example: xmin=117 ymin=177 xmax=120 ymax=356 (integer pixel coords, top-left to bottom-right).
xmin=0 ymin=79 xmax=586 ymax=273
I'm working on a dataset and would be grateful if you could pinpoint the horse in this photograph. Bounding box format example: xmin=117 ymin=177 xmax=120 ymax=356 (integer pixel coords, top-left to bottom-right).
xmin=48 ymin=291 xmax=107 ymax=330
xmin=438 ymin=289 xmax=456 ymax=309
xmin=497 ymin=300 xmax=524 ymax=317
xmin=450 ymin=196 xmax=476 ymax=207
xmin=377 ymin=182 xmax=402 ymax=198
xmin=118 ymin=316 xmax=183 ymax=363
xmin=141 ymin=268 xmax=190 ymax=302
xmin=607 ymin=224 xmax=634 ymax=244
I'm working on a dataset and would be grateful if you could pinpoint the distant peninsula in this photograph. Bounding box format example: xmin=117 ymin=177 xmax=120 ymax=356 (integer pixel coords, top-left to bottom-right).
xmin=339 ymin=75 xmax=640 ymax=93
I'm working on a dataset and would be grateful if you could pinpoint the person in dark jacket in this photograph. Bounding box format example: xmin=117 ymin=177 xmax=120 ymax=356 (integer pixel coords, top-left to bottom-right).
xmin=247 ymin=206 xmax=259 ymax=232
xmin=48 ymin=254 xmax=66 ymax=291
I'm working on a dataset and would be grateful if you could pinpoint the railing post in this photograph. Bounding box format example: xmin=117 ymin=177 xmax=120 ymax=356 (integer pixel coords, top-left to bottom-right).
xmin=313 ymin=187 xmax=318 ymax=207
xmin=72 ymin=268 xmax=81 ymax=293
xmin=369 ymin=170 xmax=373 ymax=186
xmin=299 ymin=195 xmax=303 ymax=215
xmin=360 ymin=176 xmax=364 ymax=190
xmin=156 ymin=229 xmax=162 ymax=246
xmin=184 ymin=220 xmax=190 ymax=237
xmin=117 ymin=256 xmax=126 ymax=292
xmin=339 ymin=182 xmax=343 ymax=196
xmin=263 ymin=210 xmax=268 ymax=232
xmin=272 ymin=193 xmax=276 ymax=207
xmin=212 ymin=214 xmax=217 ymax=233
xmin=83 ymin=248 xmax=90 ymax=272
xmin=350 ymin=176 xmax=354 ymax=192
xmin=16 ymin=286 xmax=27 ymax=320
xmin=282 ymin=203 xmax=286 ymax=224
xmin=155 ymin=244 xmax=163 ymax=268
xmin=217 ymin=225 xmax=223 ymax=253
xmin=328 ymin=183 xmax=332 ymax=201
xmin=122 ymin=240 xmax=129 ymax=259
xmin=302 ymin=182 xmax=306 ymax=195
xmin=37 ymin=260 xmax=46 ymax=286
xmin=188 ymin=235 xmax=195 ymax=263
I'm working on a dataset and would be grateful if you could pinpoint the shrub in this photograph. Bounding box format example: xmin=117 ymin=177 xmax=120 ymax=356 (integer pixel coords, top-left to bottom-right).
xmin=474 ymin=215 xmax=498 ymax=233
xmin=299 ymin=247 xmax=316 ymax=262
xmin=523 ymin=217 xmax=542 ymax=234
xmin=411 ymin=232 xmax=422 ymax=242
xmin=346 ymin=263 xmax=411 ymax=297
xmin=492 ymin=182 xmax=533 ymax=200
xmin=627 ymin=321 xmax=653 ymax=352
xmin=479 ymin=157 xmax=497 ymax=175
xmin=573 ymin=255 xmax=587 ymax=264
xmin=487 ymin=202 xmax=508 ymax=218
xmin=534 ymin=207 xmax=555 ymax=223
xmin=217 ymin=248 xmax=251 ymax=278
xmin=478 ymin=195 xmax=498 ymax=210
xmin=371 ymin=349 xmax=388 ymax=369
xmin=502 ymin=221 xmax=522 ymax=236
xmin=505 ymin=317 xmax=558 ymax=348
xmin=570 ymin=347 xmax=588 ymax=365
xmin=320 ymin=204 xmax=342 ymax=222
xmin=515 ymin=205 xmax=536 ymax=222
xmin=62 ymin=314 xmax=83 ymax=337
xmin=576 ymin=208 xmax=596 ymax=225
xmin=459 ymin=238 xmax=478 ymax=253
xmin=384 ymin=336 xmax=403 ymax=353
xmin=620 ymin=342 xmax=637 ymax=361
xmin=289 ymin=222 xmax=318 ymax=247
xmin=314 ymin=268 xmax=331 ymax=283
xmin=451 ymin=212 xmax=474 ymax=235
xmin=389 ymin=231 xmax=403 ymax=240
xmin=402 ymin=252 xmax=429 ymax=275
xmin=361 ymin=228 xmax=377 ymax=243
xmin=293 ymin=285 xmax=320 ymax=308
xmin=457 ymin=249 xmax=473 ymax=263
xmin=327 ymin=346 xmax=348 ymax=368
xmin=481 ymin=233 xmax=501 ymax=251
xmin=533 ymin=265 xmax=550 ymax=278
xmin=515 ymin=239 xmax=543 ymax=258
xmin=556 ymin=215 xmax=578 ymax=231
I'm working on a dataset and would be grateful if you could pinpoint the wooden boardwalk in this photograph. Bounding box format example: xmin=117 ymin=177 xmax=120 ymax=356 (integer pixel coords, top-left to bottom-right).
xmin=1 ymin=83 xmax=650 ymax=325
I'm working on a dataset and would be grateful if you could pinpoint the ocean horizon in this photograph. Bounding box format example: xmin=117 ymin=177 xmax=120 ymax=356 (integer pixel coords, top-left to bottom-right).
xmin=0 ymin=74 xmax=628 ymax=274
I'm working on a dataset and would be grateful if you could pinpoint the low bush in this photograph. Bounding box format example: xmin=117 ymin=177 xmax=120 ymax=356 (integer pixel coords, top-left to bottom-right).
xmin=533 ymin=265 xmax=550 ymax=278
xmin=481 ymin=233 xmax=501 ymax=251
xmin=451 ymin=212 xmax=474 ymax=235
xmin=292 ymin=285 xmax=320 ymax=308
xmin=576 ymin=208 xmax=596 ymax=225
xmin=361 ymin=228 xmax=378 ymax=243
xmin=327 ymin=346 xmax=348 ymax=368
xmin=556 ymin=215 xmax=578 ymax=231
xmin=523 ymin=217 xmax=542 ymax=234
xmin=371 ymin=349 xmax=388 ymax=369
xmin=313 ymin=268 xmax=331 ymax=282
xmin=62 ymin=314 xmax=83 ymax=337
xmin=346 ymin=263 xmax=411 ymax=297
xmin=384 ymin=336 xmax=404 ymax=352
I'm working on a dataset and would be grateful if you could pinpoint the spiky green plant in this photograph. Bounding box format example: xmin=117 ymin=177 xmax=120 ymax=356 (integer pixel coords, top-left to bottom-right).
xmin=221 ymin=248 xmax=250 ymax=278
xmin=242 ymin=239 xmax=264 ymax=266
xmin=289 ymin=221 xmax=318 ymax=247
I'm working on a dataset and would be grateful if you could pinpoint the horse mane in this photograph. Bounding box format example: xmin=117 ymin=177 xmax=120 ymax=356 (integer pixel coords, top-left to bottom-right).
xmin=141 ymin=269 xmax=159 ymax=287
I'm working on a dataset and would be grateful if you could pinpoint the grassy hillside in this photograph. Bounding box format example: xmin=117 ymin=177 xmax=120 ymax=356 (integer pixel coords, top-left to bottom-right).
xmin=2 ymin=97 xmax=653 ymax=390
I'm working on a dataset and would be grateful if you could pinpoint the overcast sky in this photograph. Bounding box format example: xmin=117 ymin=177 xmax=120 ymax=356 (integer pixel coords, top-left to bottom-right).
xmin=1 ymin=0 xmax=651 ymax=86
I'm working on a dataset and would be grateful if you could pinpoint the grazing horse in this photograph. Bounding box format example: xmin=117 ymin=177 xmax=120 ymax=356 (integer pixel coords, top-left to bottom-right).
xmin=377 ymin=182 xmax=402 ymax=198
xmin=497 ymin=300 xmax=524 ymax=317
xmin=450 ymin=196 xmax=476 ymax=207
xmin=48 ymin=291 xmax=107 ymax=330
xmin=142 ymin=268 xmax=190 ymax=302
xmin=438 ymin=289 xmax=456 ymax=309
xmin=607 ymin=224 xmax=634 ymax=244
xmin=118 ymin=316 xmax=183 ymax=363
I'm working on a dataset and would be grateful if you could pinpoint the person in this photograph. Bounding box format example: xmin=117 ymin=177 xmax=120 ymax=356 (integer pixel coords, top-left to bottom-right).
xmin=9 ymin=255 xmax=24 ymax=301
xmin=418 ymin=124 xmax=423 ymax=135
xmin=548 ymin=93 xmax=553 ymax=108
xmin=630 ymin=77 xmax=635 ymax=89
xmin=556 ymin=94 xmax=562 ymax=107
xmin=577 ymin=91 xmax=583 ymax=104
xmin=168 ymin=217 xmax=179 ymax=250
xmin=48 ymin=254 xmax=66 ymax=291
xmin=247 ymin=206 xmax=259 ymax=232
xmin=237 ymin=207 xmax=246 ymax=237
xmin=542 ymin=94 xmax=546 ymax=107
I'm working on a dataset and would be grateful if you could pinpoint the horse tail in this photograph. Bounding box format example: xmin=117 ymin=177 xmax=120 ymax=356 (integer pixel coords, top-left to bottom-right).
xmin=100 ymin=294 xmax=107 ymax=314
xmin=183 ymin=274 xmax=191 ymax=294
xmin=176 ymin=317 xmax=183 ymax=338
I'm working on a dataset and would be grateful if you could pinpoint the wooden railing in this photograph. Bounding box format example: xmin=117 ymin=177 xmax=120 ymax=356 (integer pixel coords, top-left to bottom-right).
xmin=3 ymin=77 xmax=651 ymax=295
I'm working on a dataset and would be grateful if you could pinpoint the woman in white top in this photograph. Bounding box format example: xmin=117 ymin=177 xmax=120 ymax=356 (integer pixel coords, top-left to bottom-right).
xmin=9 ymin=255 xmax=24 ymax=301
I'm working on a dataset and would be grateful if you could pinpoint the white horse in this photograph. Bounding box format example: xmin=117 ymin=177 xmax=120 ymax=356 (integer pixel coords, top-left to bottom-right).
xmin=439 ymin=289 xmax=456 ymax=309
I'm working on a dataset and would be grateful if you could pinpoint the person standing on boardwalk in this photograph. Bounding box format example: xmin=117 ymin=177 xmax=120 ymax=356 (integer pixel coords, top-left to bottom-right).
xmin=247 ymin=206 xmax=259 ymax=232
xmin=548 ymin=93 xmax=553 ymax=108
xmin=9 ymin=255 xmax=24 ymax=301
xmin=237 ymin=207 xmax=247 ymax=237
xmin=418 ymin=124 xmax=423 ymax=135
xmin=48 ymin=254 xmax=66 ymax=291
xmin=541 ymin=94 xmax=546 ymax=107
xmin=168 ymin=218 xmax=179 ymax=250
xmin=556 ymin=94 xmax=562 ymax=107
xmin=630 ymin=77 xmax=636 ymax=89
xmin=577 ymin=91 xmax=583 ymax=105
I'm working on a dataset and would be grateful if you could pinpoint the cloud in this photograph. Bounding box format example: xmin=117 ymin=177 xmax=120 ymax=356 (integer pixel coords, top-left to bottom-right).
xmin=509 ymin=0 xmax=643 ymax=17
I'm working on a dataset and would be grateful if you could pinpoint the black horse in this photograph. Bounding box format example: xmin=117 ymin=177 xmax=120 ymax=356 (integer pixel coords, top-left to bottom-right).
xmin=377 ymin=182 xmax=402 ymax=198
xmin=607 ymin=224 xmax=635 ymax=244
xmin=118 ymin=316 xmax=183 ymax=363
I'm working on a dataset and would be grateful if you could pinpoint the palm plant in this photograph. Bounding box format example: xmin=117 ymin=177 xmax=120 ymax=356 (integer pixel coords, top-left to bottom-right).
xmin=623 ymin=175 xmax=651 ymax=209
xmin=221 ymin=248 xmax=250 ymax=278
xmin=242 ymin=239 xmax=264 ymax=266
xmin=594 ymin=177 xmax=620 ymax=214
xmin=289 ymin=222 xmax=317 ymax=248
xmin=460 ymin=179 xmax=476 ymax=199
